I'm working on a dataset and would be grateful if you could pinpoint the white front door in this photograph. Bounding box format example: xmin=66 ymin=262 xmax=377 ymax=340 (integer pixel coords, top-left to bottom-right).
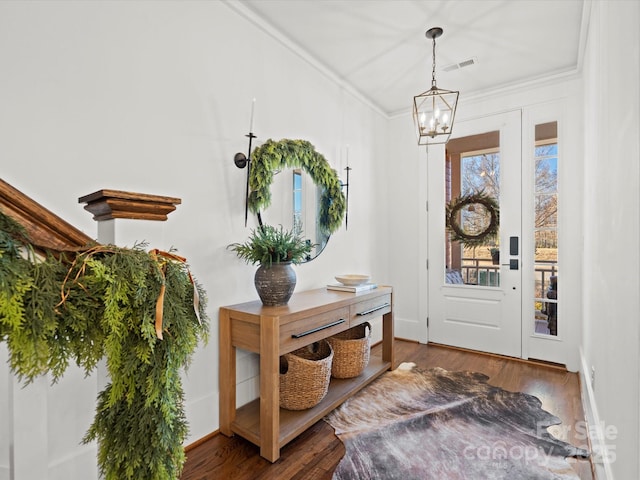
xmin=427 ymin=110 xmax=522 ymax=357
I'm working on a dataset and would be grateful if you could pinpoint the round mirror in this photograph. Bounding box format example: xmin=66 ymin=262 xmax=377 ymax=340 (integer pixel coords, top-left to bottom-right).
xmin=248 ymin=139 xmax=346 ymax=262
xmin=259 ymin=167 xmax=330 ymax=261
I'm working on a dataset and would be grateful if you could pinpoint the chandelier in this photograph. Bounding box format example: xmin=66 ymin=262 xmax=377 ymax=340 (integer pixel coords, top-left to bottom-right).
xmin=413 ymin=27 xmax=459 ymax=146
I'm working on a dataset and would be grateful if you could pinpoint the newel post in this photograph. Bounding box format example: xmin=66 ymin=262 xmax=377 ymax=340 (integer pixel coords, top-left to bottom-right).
xmin=78 ymin=189 xmax=182 ymax=246
xmin=77 ymin=188 xmax=183 ymax=451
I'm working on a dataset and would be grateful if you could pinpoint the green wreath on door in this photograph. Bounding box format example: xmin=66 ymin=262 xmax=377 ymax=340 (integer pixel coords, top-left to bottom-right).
xmin=445 ymin=191 xmax=500 ymax=247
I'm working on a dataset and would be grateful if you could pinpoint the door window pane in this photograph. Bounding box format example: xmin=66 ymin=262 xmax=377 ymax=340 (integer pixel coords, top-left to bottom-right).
xmin=532 ymin=122 xmax=558 ymax=336
xmin=445 ymin=132 xmax=500 ymax=287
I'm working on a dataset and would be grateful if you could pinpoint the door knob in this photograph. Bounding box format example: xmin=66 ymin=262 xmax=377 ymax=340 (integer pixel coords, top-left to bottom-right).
xmin=501 ymin=259 xmax=519 ymax=270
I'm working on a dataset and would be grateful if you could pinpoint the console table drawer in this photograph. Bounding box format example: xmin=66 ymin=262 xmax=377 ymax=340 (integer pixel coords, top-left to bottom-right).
xmin=350 ymin=294 xmax=392 ymax=325
xmin=280 ymin=307 xmax=350 ymax=354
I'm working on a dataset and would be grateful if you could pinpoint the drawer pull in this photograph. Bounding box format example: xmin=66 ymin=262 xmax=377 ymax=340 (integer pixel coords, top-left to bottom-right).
xmin=291 ymin=319 xmax=346 ymax=338
xmin=357 ymin=302 xmax=391 ymax=316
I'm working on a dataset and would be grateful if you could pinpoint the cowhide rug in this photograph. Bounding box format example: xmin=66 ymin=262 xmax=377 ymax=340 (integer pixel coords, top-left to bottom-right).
xmin=324 ymin=363 xmax=589 ymax=480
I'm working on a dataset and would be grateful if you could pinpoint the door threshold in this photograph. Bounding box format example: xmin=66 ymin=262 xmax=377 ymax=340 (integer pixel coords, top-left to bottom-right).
xmin=427 ymin=342 xmax=568 ymax=371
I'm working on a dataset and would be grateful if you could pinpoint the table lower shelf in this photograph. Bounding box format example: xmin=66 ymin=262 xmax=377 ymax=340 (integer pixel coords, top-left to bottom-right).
xmin=230 ymin=352 xmax=391 ymax=450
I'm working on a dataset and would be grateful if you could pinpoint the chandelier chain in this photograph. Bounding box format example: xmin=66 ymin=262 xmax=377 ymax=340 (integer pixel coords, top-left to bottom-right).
xmin=431 ymin=35 xmax=437 ymax=88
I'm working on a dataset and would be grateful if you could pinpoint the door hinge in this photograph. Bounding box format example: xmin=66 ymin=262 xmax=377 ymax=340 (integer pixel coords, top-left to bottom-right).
xmin=426 ymin=201 xmax=429 ymax=212
xmin=426 ymin=259 xmax=429 ymax=270
xmin=427 ymin=317 xmax=429 ymax=327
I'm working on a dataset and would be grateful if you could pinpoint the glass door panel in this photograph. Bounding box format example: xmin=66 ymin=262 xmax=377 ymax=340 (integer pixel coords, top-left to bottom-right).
xmin=532 ymin=122 xmax=558 ymax=336
xmin=445 ymin=132 xmax=500 ymax=287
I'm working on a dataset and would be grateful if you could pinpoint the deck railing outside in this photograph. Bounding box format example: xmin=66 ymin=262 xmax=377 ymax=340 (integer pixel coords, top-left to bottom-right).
xmin=459 ymin=258 xmax=557 ymax=293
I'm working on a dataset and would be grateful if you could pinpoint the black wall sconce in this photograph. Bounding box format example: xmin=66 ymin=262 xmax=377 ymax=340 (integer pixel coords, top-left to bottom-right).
xmin=234 ymin=132 xmax=256 ymax=227
xmin=341 ymin=165 xmax=351 ymax=230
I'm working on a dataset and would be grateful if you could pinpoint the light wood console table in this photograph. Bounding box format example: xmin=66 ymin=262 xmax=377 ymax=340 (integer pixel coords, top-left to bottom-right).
xmin=219 ymin=286 xmax=394 ymax=462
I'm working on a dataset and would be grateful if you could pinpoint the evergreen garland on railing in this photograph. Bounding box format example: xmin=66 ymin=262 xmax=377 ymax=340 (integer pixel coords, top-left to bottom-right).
xmin=249 ymin=138 xmax=346 ymax=234
xmin=0 ymin=210 xmax=208 ymax=480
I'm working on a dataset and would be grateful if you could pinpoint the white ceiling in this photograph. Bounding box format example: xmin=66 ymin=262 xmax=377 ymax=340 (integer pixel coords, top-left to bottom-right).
xmin=236 ymin=0 xmax=587 ymax=116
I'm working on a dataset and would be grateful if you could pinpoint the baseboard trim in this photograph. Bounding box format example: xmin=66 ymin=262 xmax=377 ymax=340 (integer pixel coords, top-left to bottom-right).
xmin=185 ymin=430 xmax=219 ymax=452
xmin=394 ymin=316 xmax=427 ymax=343
xmin=579 ymin=348 xmax=614 ymax=480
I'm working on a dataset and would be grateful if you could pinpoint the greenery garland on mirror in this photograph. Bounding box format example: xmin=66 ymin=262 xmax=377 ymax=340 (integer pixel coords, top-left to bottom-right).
xmin=0 ymin=210 xmax=208 ymax=480
xmin=445 ymin=191 xmax=500 ymax=247
xmin=249 ymin=138 xmax=346 ymax=234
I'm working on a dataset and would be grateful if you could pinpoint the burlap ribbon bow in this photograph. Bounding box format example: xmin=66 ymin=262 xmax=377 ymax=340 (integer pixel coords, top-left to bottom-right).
xmin=149 ymin=249 xmax=201 ymax=340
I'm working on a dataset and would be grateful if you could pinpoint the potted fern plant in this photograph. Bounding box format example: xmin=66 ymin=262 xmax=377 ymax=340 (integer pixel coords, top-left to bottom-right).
xmin=229 ymin=224 xmax=313 ymax=306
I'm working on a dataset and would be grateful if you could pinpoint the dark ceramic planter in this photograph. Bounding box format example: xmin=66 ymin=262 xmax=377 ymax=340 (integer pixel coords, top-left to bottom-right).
xmin=254 ymin=262 xmax=296 ymax=306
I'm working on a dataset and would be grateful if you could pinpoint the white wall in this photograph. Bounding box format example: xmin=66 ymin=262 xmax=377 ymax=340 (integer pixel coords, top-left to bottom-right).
xmin=384 ymin=114 xmax=425 ymax=340
xmin=581 ymin=1 xmax=640 ymax=479
xmin=0 ymin=1 xmax=389 ymax=478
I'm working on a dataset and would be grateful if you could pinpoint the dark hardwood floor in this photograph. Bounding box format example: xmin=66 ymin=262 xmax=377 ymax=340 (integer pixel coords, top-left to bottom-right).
xmin=181 ymin=340 xmax=593 ymax=480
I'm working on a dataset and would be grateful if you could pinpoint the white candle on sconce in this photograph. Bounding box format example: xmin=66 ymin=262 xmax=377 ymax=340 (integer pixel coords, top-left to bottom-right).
xmin=249 ymin=98 xmax=256 ymax=133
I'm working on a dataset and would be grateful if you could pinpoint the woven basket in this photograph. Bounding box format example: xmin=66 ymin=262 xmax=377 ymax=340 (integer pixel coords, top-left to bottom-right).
xmin=326 ymin=322 xmax=371 ymax=379
xmin=279 ymin=340 xmax=333 ymax=410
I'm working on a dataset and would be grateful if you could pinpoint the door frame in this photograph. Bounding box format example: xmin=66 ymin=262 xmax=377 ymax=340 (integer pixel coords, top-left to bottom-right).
xmin=417 ymin=101 xmax=577 ymax=368
xmin=423 ymin=109 xmax=523 ymax=358
xmin=522 ymin=100 xmax=573 ymax=367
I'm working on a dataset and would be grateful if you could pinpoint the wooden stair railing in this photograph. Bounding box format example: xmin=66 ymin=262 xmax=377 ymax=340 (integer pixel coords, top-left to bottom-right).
xmin=0 ymin=178 xmax=93 ymax=251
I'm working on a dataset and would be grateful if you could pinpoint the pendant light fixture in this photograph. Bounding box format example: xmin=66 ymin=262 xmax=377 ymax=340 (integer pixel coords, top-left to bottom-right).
xmin=413 ymin=27 xmax=459 ymax=146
